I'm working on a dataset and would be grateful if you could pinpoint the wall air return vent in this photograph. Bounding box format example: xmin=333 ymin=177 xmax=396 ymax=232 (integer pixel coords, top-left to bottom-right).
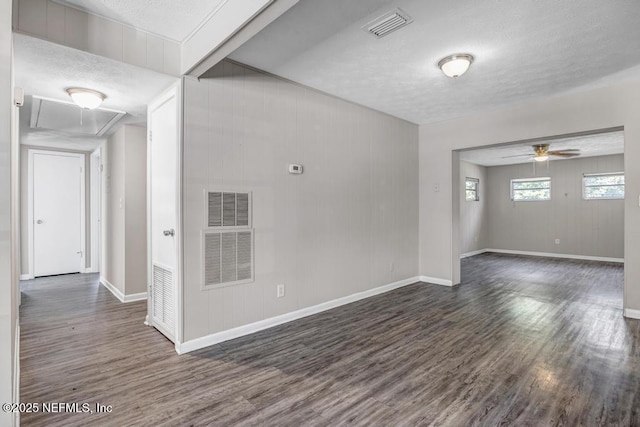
xmin=203 ymin=230 xmax=254 ymax=288
xmin=152 ymin=264 xmax=175 ymax=341
xmin=203 ymin=190 xmax=254 ymax=290
xmin=363 ymin=8 xmax=413 ymax=38
xmin=208 ymin=191 xmax=251 ymax=228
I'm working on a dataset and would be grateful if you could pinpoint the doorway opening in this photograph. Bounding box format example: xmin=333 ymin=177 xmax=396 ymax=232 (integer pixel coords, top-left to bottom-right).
xmin=453 ymin=127 xmax=625 ymax=307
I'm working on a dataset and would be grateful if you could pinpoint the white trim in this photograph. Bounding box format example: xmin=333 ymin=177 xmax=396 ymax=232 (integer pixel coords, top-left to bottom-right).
xmin=99 ymin=277 xmax=147 ymax=303
xmin=623 ymin=308 xmax=640 ymax=319
xmin=486 ymin=248 xmax=624 ymax=263
xmin=13 ymin=322 xmax=20 ymax=426
xmin=123 ymin=292 xmax=148 ymax=303
xmin=100 ymin=277 xmax=125 ymax=302
xmin=28 ymin=149 xmax=86 ymax=278
xmin=90 ymin=148 xmax=101 ymax=274
xmin=19 ymin=274 xmax=31 ymax=281
xmin=419 ymin=275 xmax=454 ymax=287
xmin=176 ymin=276 xmax=422 ymax=354
xmin=460 ymin=248 xmax=489 ymax=259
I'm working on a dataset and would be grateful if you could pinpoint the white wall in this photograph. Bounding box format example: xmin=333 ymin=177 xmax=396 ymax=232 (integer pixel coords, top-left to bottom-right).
xmin=419 ymin=77 xmax=640 ymax=313
xmin=102 ymin=127 xmax=125 ymax=293
xmin=14 ymin=0 xmax=180 ymax=76
xmin=460 ymin=161 xmax=488 ymax=255
xmin=123 ymin=126 xmax=147 ymax=295
xmin=102 ymin=125 xmax=147 ymax=296
xmin=182 ymin=61 xmax=419 ymax=342
xmin=1 ymin=0 xmax=16 ymax=422
xmin=486 ymin=154 xmax=624 ymax=259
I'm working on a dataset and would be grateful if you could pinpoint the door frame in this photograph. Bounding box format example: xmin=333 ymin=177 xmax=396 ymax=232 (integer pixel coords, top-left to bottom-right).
xmin=27 ymin=149 xmax=86 ymax=279
xmin=146 ymin=81 xmax=183 ymax=349
xmin=89 ymin=148 xmax=101 ymax=273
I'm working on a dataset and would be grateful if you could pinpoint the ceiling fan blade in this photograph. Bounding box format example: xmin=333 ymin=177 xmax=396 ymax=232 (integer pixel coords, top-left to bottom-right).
xmin=549 ymin=152 xmax=580 ymax=157
xmin=548 ymin=149 xmax=580 ymax=154
xmin=501 ymin=154 xmax=533 ymax=159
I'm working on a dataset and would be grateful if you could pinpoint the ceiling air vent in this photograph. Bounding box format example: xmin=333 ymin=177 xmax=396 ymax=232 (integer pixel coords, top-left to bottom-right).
xmin=363 ymin=8 xmax=413 ymax=38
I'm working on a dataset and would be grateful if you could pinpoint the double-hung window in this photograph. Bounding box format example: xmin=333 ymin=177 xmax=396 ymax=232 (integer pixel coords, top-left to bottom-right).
xmin=465 ymin=177 xmax=479 ymax=201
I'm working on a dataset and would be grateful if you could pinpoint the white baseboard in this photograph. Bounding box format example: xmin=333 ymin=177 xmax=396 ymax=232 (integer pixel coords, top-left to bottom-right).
xmin=419 ymin=275 xmax=454 ymax=287
xmin=176 ymin=276 xmax=422 ymax=354
xmin=460 ymin=249 xmax=489 ymax=259
xmin=19 ymin=274 xmax=31 ymax=281
xmin=100 ymin=277 xmax=148 ymax=303
xmin=624 ymin=308 xmax=640 ymax=320
xmin=123 ymin=292 xmax=147 ymax=302
xmin=485 ymin=249 xmax=623 ymax=263
xmin=100 ymin=277 xmax=125 ymax=302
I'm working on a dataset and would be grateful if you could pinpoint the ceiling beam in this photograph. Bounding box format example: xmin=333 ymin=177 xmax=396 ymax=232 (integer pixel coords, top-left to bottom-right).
xmin=182 ymin=0 xmax=298 ymax=78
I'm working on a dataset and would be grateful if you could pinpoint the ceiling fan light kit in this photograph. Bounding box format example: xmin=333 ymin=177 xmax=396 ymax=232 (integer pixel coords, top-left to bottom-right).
xmin=534 ymin=155 xmax=549 ymax=162
xmin=66 ymin=87 xmax=106 ymax=110
xmin=438 ymin=53 xmax=474 ymax=78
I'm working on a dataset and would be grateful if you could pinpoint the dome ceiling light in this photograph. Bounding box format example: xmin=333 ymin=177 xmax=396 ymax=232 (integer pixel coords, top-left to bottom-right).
xmin=438 ymin=54 xmax=474 ymax=78
xmin=66 ymin=87 xmax=106 ymax=110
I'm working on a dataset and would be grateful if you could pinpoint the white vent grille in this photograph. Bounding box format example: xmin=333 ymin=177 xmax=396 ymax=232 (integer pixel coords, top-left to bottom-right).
xmin=152 ymin=264 xmax=175 ymax=339
xmin=203 ymin=230 xmax=254 ymax=288
xmin=363 ymin=9 xmax=413 ymax=38
xmin=208 ymin=191 xmax=250 ymax=227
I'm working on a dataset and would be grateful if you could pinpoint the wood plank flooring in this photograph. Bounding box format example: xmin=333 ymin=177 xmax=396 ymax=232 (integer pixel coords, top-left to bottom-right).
xmin=20 ymin=254 xmax=640 ymax=426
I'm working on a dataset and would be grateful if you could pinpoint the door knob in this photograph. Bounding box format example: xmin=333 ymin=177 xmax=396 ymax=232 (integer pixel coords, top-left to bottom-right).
xmin=36 ymin=219 xmax=43 ymax=224
xmin=163 ymin=229 xmax=175 ymax=237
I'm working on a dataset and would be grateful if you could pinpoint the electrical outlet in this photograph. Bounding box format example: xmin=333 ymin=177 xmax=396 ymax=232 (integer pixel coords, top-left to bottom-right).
xmin=433 ymin=183 xmax=440 ymax=192
xmin=555 ymin=238 xmax=560 ymax=245
xmin=389 ymin=262 xmax=395 ymax=272
xmin=276 ymin=284 xmax=285 ymax=298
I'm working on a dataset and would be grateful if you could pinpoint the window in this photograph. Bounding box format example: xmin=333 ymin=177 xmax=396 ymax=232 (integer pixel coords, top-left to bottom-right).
xmin=465 ymin=177 xmax=479 ymax=201
xmin=511 ymin=177 xmax=551 ymax=201
xmin=583 ymin=172 xmax=624 ymax=200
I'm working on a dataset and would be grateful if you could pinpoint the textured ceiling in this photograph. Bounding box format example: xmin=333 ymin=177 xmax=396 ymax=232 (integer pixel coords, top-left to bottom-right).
xmin=14 ymin=33 xmax=177 ymax=151
xmin=54 ymin=0 xmax=225 ymax=41
xmin=459 ymin=131 xmax=624 ymax=167
xmin=229 ymin=0 xmax=640 ymax=125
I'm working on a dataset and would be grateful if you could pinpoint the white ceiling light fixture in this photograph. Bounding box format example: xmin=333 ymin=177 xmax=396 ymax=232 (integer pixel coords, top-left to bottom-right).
xmin=438 ymin=53 xmax=474 ymax=78
xmin=533 ymin=155 xmax=549 ymax=162
xmin=66 ymin=87 xmax=106 ymax=110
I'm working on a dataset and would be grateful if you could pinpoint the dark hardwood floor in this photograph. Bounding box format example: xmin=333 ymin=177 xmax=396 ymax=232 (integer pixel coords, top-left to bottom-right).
xmin=20 ymin=254 xmax=640 ymax=426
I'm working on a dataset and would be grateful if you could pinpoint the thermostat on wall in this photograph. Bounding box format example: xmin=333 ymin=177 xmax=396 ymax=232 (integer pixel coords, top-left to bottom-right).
xmin=289 ymin=164 xmax=303 ymax=174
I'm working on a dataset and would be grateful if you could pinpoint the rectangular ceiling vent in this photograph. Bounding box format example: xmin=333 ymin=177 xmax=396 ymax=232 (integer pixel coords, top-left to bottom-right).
xmin=364 ymin=8 xmax=413 ymax=38
xmin=30 ymin=96 xmax=126 ymax=137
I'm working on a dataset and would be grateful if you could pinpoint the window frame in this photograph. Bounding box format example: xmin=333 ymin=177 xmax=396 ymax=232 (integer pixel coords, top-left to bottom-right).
xmin=510 ymin=177 xmax=551 ymax=202
xmin=582 ymin=172 xmax=625 ymax=200
xmin=465 ymin=177 xmax=479 ymax=202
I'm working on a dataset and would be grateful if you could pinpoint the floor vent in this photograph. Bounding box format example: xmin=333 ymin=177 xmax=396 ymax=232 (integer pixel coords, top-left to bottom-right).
xmin=364 ymin=8 xmax=413 ymax=38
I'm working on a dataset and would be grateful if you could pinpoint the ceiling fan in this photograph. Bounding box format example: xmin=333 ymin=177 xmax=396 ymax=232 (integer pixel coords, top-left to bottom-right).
xmin=503 ymin=144 xmax=580 ymax=162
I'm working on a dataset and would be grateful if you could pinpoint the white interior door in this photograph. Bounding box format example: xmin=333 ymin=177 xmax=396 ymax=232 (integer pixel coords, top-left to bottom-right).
xmin=148 ymin=84 xmax=180 ymax=342
xmin=31 ymin=151 xmax=84 ymax=277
